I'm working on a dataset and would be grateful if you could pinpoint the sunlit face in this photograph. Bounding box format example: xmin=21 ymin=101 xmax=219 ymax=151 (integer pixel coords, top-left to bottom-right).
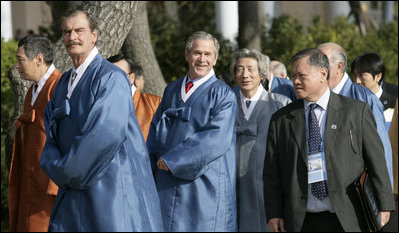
xmin=352 ymin=69 xmax=381 ymax=94
xmin=235 ymin=57 xmax=261 ymax=96
xmin=291 ymin=56 xmax=328 ymax=102
xmin=15 ymin=46 xmax=39 ymax=81
xmin=62 ymin=12 xmax=97 ymax=59
xmin=185 ymin=39 xmax=218 ymax=80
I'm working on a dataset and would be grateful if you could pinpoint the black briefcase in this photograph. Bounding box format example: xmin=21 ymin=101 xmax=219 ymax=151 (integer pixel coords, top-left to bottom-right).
xmin=348 ymin=169 xmax=381 ymax=232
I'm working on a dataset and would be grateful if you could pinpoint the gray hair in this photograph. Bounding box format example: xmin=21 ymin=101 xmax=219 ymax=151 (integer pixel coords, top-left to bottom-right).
xmin=18 ymin=34 xmax=54 ymax=65
xmin=230 ymin=48 xmax=268 ymax=80
xmin=317 ymin=42 xmax=347 ymax=74
xmin=272 ymin=61 xmax=287 ymax=77
xmin=185 ymin=31 xmax=220 ymax=55
xmin=290 ymin=48 xmax=330 ymax=80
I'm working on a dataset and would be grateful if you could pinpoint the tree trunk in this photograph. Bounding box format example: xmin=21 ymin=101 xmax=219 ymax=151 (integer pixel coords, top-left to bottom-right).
xmin=6 ymin=1 xmax=140 ymax=168
xmin=122 ymin=1 xmax=166 ymax=96
xmin=238 ymin=1 xmax=261 ymax=50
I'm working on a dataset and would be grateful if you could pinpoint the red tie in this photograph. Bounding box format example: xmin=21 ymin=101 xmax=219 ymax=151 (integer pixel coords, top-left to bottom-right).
xmin=185 ymin=81 xmax=193 ymax=93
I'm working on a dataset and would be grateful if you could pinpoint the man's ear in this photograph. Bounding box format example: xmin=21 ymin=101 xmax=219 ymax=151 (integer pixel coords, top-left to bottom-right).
xmin=320 ymin=67 xmax=328 ymax=81
xmin=35 ymin=54 xmax=44 ymax=66
xmin=374 ymin=73 xmax=382 ymax=84
xmin=185 ymin=50 xmax=189 ymax=62
xmin=128 ymin=73 xmax=136 ymax=86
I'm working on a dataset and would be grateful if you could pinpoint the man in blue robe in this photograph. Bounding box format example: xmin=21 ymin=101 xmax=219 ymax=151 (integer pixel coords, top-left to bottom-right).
xmin=147 ymin=31 xmax=238 ymax=232
xmin=40 ymin=10 xmax=163 ymax=232
xmin=264 ymin=55 xmax=297 ymax=101
xmin=232 ymin=48 xmax=291 ymax=232
xmin=318 ymin=42 xmax=393 ymax=189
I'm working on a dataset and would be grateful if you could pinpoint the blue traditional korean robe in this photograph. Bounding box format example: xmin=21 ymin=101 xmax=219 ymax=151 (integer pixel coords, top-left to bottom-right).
xmin=147 ymin=75 xmax=238 ymax=232
xmin=235 ymin=87 xmax=291 ymax=232
xmin=40 ymin=54 xmax=163 ymax=232
xmin=270 ymin=75 xmax=296 ymax=101
xmin=339 ymin=77 xmax=393 ymax=188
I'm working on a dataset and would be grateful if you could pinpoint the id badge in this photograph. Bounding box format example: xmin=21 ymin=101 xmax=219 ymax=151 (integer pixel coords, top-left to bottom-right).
xmin=308 ymin=152 xmax=327 ymax=184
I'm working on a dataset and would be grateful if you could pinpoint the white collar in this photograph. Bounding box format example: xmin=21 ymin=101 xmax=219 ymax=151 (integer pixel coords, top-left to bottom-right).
xmin=240 ymin=84 xmax=265 ymax=120
xmin=181 ymin=69 xmax=215 ymax=102
xmin=131 ymin=84 xmax=136 ymax=97
xmin=268 ymin=74 xmax=275 ymax=90
xmin=31 ymin=64 xmax=55 ymax=106
xmin=67 ymin=47 xmax=99 ymax=98
xmin=375 ymin=86 xmax=383 ymax=99
xmin=305 ymin=88 xmax=330 ymax=111
xmin=331 ymin=72 xmax=349 ymax=94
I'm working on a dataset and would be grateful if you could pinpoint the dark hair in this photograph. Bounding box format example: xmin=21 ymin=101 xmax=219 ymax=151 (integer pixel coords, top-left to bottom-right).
xmin=350 ymin=52 xmax=385 ymax=85
xmin=107 ymin=54 xmax=143 ymax=77
xmin=18 ymin=34 xmax=54 ymax=65
xmin=290 ymin=48 xmax=330 ymax=80
xmin=60 ymin=10 xmax=98 ymax=33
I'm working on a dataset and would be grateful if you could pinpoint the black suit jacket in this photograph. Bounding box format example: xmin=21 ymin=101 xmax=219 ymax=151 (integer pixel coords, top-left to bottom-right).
xmin=263 ymin=91 xmax=394 ymax=231
xmin=380 ymin=91 xmax=396 ymax=110
xmin=381 ymin=81 xmax=398 ymax=98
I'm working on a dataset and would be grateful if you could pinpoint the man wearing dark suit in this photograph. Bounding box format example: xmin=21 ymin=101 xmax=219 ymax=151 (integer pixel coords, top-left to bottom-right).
xmin=351 ymin=52 xmax=396 ymax=111
xmin=263 ymin=54 xmax=297 ymax=101
xmin=263 ymin=48 xmax=395 ymax=232
xmin=381 ymin=81 xmax=398 ymax=99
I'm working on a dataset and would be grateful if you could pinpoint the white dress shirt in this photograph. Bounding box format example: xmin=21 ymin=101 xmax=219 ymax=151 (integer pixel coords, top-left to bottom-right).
xmin=304 ymin=88 xmax=335 ymax=213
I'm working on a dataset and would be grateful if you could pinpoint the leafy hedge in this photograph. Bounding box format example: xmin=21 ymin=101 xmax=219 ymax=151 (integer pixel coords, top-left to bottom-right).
xmin=263 ymin=15 xmax=398 ymax=84
xmin=148 ymin=3 xmax=397 ymax=85
xmin=1 ymin=38 xmax=17 ymax=232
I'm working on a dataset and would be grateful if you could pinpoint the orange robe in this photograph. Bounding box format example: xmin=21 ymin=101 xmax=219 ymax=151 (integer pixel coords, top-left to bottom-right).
xmin=8 ymin=69 xmax=61 ymax=232
xmin=133 ymin=91 xmax=162 ymax=141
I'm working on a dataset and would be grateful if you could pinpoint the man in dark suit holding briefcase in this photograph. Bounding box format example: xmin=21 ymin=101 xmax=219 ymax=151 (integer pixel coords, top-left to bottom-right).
xmin=263 ymin=48 xmax=395 ymax=232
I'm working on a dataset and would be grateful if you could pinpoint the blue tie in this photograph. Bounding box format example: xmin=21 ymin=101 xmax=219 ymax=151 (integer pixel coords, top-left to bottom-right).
xmin=245 ymin=100 xmax=251 ymax=108
xmin=308 ymin=103 xmax=328 ymax=200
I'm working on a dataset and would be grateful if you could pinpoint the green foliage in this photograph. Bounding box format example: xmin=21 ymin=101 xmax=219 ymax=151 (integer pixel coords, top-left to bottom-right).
xmin=148 ymin=1 xmax=234 ymax=83
xmin=1 ymin=38 xmax=17 ymax=232
xmin=263 ymin=14 xmax=398 ymax=84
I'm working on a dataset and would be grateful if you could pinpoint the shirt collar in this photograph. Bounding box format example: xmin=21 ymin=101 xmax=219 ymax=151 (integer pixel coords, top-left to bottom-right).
xmin=186 ymin=69 xmax=215 ymax=84
xmin=131 ymin=84 xmax=136 ymax=97
xmin=305 ymin=88 xmax=330 ymax=111
xmin=331 ymin=72 xmax=349 ymax=94
xmin=71 ymin=46 xmax=99 ymax=77
xmin=37 ymin=64 xmax=55 ymax=88
xmin=375 ymin=86 xmax=383 ymax=98
xmin=268 ymin=74 xmax=275 ymax=90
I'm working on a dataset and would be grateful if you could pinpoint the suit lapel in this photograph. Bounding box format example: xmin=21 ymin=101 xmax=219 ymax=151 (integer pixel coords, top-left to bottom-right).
xmin=324 ymin=92 xmax=343 ymax=156
xmin=289 ymin=100 xmax=307 ymax=163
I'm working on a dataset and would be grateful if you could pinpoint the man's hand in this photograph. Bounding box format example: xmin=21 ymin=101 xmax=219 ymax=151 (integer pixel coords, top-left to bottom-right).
xmin=156 ymin=157 xmax=169 ymax=171
xmin=268 ymin=218 xmax=285 ymax=232
xmin=379 ymin=211 xmax=391 ymax=228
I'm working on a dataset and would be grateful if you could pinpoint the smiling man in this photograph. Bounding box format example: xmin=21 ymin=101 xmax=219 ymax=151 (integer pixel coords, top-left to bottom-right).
xmin=147 ymin=31 xmax=238 ymax=231
xmin=39 ymin=10 xmax=163 ymax=231
xmin=232 ymin=48 xmax=291 ymax=232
